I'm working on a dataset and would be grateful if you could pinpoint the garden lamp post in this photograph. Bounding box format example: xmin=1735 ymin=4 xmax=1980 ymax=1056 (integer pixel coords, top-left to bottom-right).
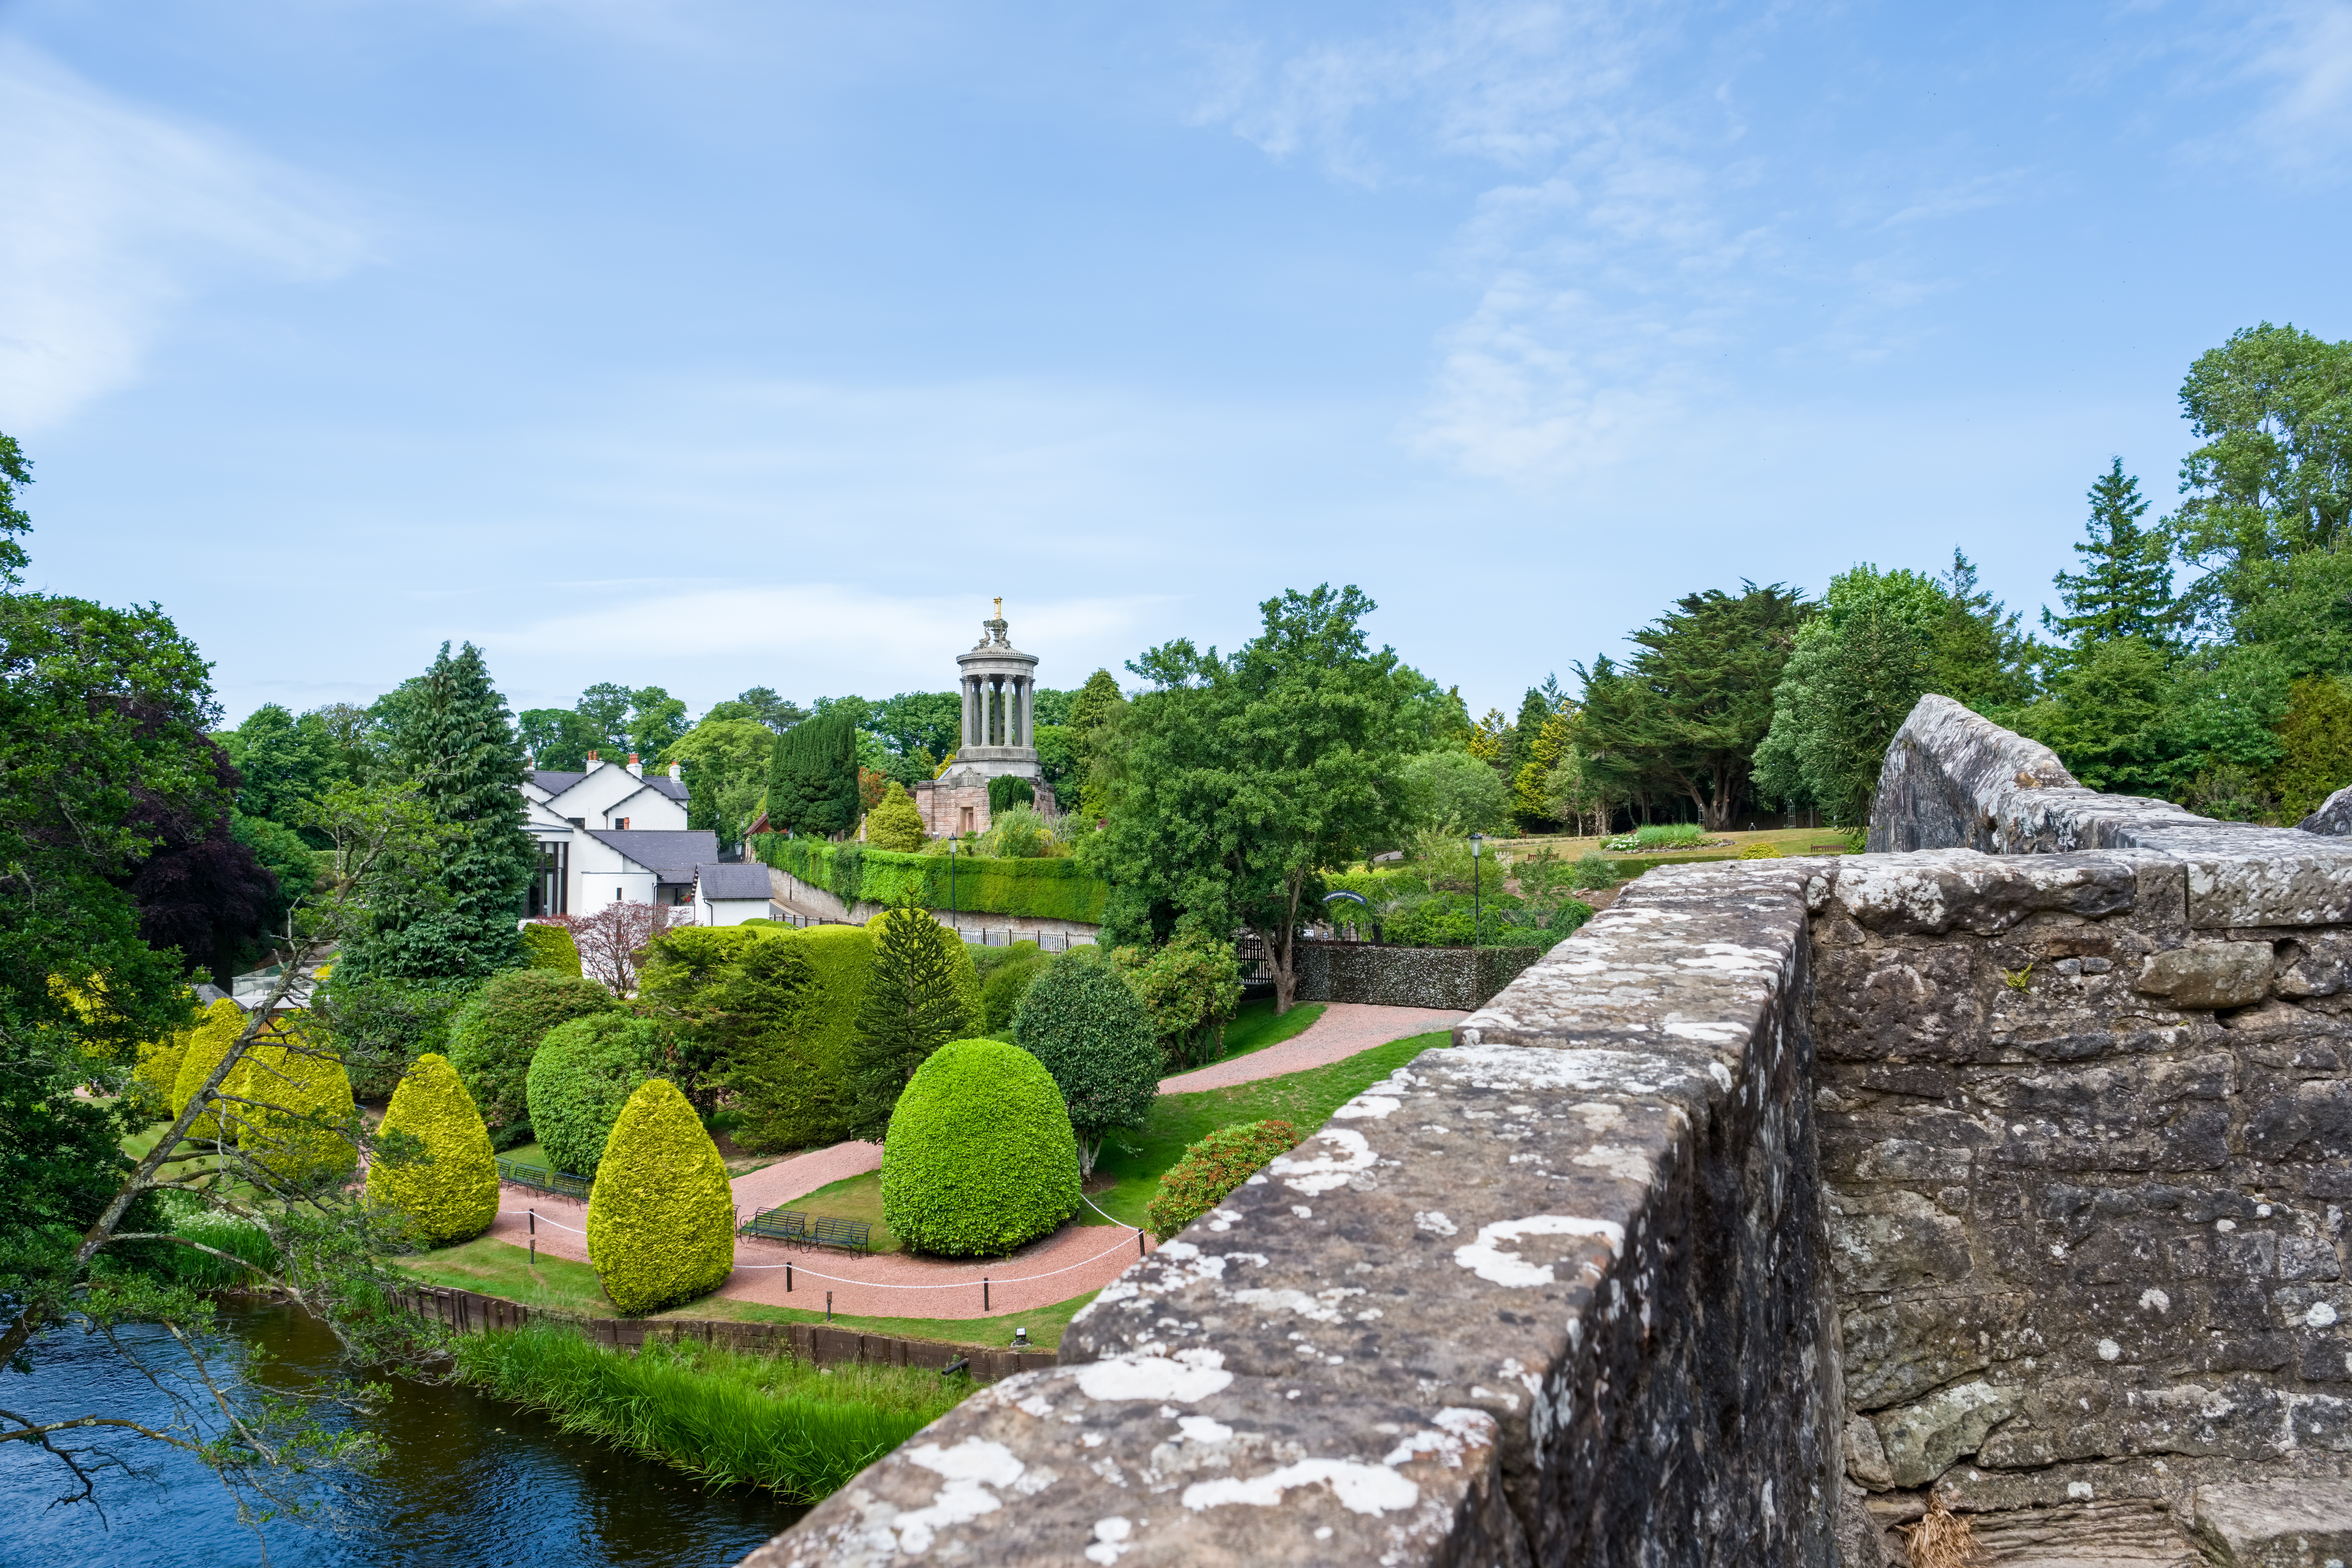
xmin=1469 ymin=832 xmax=1483 ymax=947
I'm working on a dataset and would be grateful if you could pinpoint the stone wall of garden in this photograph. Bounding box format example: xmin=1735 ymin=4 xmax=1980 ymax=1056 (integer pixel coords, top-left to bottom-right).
xmin=751 ymin=697 xmax=2352 ymax=1566
xmin=1291 ymin=936 xmax=1544 ymax=1011
xmin=759 ymin=864 xmax=1103 ymax=946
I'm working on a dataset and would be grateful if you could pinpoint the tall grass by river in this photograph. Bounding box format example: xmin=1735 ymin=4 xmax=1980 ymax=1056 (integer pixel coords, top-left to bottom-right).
xmin=449 ymin=1323 xmax=969 ymax=1501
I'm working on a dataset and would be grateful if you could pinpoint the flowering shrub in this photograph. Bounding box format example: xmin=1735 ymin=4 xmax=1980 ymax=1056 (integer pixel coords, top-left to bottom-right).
xmin=1146 ymin=1120 xmax=1304 ymax=1241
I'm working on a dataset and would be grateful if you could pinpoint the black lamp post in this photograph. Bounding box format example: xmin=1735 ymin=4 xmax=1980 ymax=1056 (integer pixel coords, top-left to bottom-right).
xmin=1469 ymin=832 xmax=1483 ymax=947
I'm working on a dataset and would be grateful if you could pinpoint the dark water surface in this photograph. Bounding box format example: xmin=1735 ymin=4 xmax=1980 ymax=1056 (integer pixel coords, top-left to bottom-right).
xmin=0 ymin=1307 xmax=803 ymax=1568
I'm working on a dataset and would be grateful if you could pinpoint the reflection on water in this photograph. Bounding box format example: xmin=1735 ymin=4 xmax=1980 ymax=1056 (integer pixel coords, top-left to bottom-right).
xmin=0 ymin=1306 xmax=802 ymax=1568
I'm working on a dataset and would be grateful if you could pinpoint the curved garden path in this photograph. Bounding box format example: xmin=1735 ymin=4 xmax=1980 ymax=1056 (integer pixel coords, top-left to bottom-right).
xmin=490 ymin=1000 xmax=1465 ymax=1320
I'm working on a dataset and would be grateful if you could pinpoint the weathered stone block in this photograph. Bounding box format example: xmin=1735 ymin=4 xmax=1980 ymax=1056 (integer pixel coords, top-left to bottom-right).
xmin=2137 ymin=943 xmax=2276 ymax=1009
xmin=1871 ymin=1380 xmax=2021 ymax=1486
xmin=2192 ymin=1478 xmax=2352 ymax=1566
xmin=1841 ymin=1293 xmax=2027 ymax=1410
xmin=1827 ymin=1188 xmax=1973 ymax=1293
xmin=1826 ymin=850 xmax=2141 ymax=937
xmin=1813 ymin=942 xmax=1981 ymax=1062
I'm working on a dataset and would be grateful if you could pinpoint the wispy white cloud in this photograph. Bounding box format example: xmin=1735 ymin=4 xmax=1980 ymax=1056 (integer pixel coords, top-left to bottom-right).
xmin=0 ymin=41 xmax=361 ymax=429
xmin=2243 ymin=1 xmax=2352 ymax=166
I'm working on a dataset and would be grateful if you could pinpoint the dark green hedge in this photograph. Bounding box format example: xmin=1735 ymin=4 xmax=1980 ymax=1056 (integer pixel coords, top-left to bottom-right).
xmin=751 ymin=835 xmax=1107 ymax=924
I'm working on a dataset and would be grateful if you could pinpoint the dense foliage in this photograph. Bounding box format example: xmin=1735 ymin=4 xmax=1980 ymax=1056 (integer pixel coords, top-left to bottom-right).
xmin=766 ymin=709 xmax=860 ymax=837
xmin=1010 ymin=953 xmax=1160 ymax=1173
xmin=520 ymin=921 xmax=583 ymax=974
xmin=864 ymin=780 xmax=926 ymax=851
xmin=235 ymin=1037 xmax=359 ymax=1183
xmin=445 ymin=969 xmax=620 ymax=1148
xmin=585 ymin=1079 xmax=736 ymax=1313
xmin=525 ymin=1013 xmax=663 ymax=1177
xmin=366 ymin=1052 xmax=499 ymax=1246
xmin=1145 ymin=1119 xmax=1304 ymax=1241
xmin=878 ymin=1038 xmax=1080 ymax=1256
xmin=660 ymin=714 xmax=776 ymax=847
xmin=849 ymin=906 xmax=981 ymax=1142
xmin=1111 ymin=930 xmax=1241 ymax=1071
xmin=751 ymin=833 xmax=1107 ymax=922
xmin=979 ymin=942 xmax=1048 ymax=1031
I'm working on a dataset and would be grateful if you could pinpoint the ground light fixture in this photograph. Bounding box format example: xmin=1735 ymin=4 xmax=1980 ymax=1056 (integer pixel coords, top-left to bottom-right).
xmin=1013 ymin=1326 xmax=1028 ymax=1348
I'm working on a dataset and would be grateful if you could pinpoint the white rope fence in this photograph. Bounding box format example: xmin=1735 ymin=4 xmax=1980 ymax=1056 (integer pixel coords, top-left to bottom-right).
xmin=522 ymin=1203 xmax=1154 ymax=1292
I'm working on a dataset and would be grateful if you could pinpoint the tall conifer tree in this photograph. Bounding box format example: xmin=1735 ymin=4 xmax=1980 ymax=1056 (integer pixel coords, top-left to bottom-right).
xmin=764 ymin=710 xmax=859 ymax=837
xmin=350 ymin=642 xmax=535 ymax=980
xmin=847 ymin=906 xmax=970 ymax=1142
xmin=2044 ymin=460 xmax=2176 ymax=653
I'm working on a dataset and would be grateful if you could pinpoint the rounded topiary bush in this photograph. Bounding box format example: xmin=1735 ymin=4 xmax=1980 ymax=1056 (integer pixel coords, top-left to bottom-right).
xmin=237 ymin=1039 xmax=359 ymax=1184
xmin=880 ymin=1038 xmax=1080 ymax=1257
xmin=172 ymin=998 xmax=255 ymax=1140
xmin=134 ymin=1021 xmax=193 ymax=1116
xmin=446 ymin=969 xmax=620 ymax=1148
xmin=520 ymin=922 xmax=584 ymax=975
xmin=366 ymin=1053 xmax=498 ymax=1245
xmin=1145 ymin=1119 xmax=1304 ymax=1240
xmin=585 ymin=1078 xmax=736 ymax=1314
xmin=1739 ymin=841 xmax=1785 ymax=860
xmin=525 ymin=1013 xmax=663 ymax=1178
xmin=1011 ymin=953 xmax=1160 ymax=1172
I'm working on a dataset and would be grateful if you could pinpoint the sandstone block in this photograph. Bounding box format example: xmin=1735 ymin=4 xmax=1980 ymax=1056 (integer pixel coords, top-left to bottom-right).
xmin=2192 ymin=1478 xmax=2352 ymax=1566
xmin=2136 ymin=943 xmax=2275 ymax=1009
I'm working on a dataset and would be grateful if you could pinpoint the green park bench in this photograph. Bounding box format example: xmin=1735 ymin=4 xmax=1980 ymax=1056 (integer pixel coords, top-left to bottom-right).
xmin=495 ymin=1159 xmax=590 ymax=1202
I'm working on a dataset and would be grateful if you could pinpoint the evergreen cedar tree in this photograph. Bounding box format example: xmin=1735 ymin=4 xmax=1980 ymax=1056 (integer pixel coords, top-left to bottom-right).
xmin=2044 ymin=461 xmax=2177 ymax=652
xmin=1087 ymin=585 xmax=1421 ymax=1011
xmin=519 ymin=922 xmax=583 ymax=974
xmin=585 ymin=1078 xmax=735 ymax=1314
xmin=525 ymin=1013 xmax=661 ymax=1177
xmin=172 ymin=997 xmax=257 ymax=1140
xmin=236 ymin=1037 xmax=359 ymax=1183
xmin=879 ymin=1038 xmax=1080 ymax=1257
xmin=445 ymin=969 xmax=620 ymax=1149
xmin=1146 ymin=1119 xmax=1304 ymax=1241
xmin=765 ymin=709 xmax=860 ymax=838
xmin=849 ymin=905 xmax=983 ymax=1143
xmin=865 ymin=781 xmax=926 ymax=852
xmin=347 ymin=641 xmax=537 ymax=983
xmin=366 ymin=1053 xmax=498 ymax=1246
xmin=1010 ymin=953 xmax=1160 ymax=1174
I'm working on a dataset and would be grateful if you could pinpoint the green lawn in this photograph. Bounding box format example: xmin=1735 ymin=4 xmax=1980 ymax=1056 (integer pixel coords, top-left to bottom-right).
xmin=1213 ymin=998 xmax=1325 ymax=1062
xmin=391 ymin=1236 xmax=1098 ymax=1350
xmin=1083 ymin=1029 xmax=1453 ymax=1229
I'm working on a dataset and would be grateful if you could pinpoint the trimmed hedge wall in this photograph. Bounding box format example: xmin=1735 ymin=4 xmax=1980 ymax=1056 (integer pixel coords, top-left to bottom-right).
xmin=751 ymin=834 xmax=1107 ymax=924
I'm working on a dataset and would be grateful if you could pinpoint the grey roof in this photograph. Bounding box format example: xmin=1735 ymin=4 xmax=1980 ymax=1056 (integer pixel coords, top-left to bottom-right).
xmin=696 ymin=863 xmax=775 ymax=901
xmin=645 ymin=776 xmax=688 ymax=800
xmin=530 ymin=769 xmax=588 ymax=794
xmin=584 ymin=828 xmax=719 ymax=882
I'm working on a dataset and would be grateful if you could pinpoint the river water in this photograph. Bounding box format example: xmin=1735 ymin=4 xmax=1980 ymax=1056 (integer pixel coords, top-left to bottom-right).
xmin=0 ymin=1306 xmax=805 ymax=1568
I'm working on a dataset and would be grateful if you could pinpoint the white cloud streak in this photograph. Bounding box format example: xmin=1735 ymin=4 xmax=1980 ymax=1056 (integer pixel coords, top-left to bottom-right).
xmin=0 ymin=41 xmax=361 ymax=429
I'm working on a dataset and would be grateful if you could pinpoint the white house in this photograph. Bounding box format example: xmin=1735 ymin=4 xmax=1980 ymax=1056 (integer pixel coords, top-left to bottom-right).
xmin=521 ymin=752 xmax=716 ymax=916
xmin=692 ymin=862 xmax=786 ymax=926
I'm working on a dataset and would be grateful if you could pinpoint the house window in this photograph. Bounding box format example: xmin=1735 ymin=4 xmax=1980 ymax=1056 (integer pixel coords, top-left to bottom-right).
xmin=529 ymin=840 xmax=568 ymax=917
xmin=614 ymin=816 xmax=630 ymax=830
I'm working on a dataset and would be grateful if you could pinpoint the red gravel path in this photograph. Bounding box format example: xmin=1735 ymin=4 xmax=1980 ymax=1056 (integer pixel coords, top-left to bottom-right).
xmin=487 ymin=1002 xmax=1457 ymax=1319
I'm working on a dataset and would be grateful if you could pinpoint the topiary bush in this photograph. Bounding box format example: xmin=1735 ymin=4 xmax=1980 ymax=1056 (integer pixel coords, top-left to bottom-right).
xmin=586 ymin=1078 xmax=737 ymax=1314
xmin=446 ymin=969 xmax=621 ymax=1149
xmin=1145 ymin=1119 xmax=1304 ymax=1240
xmin=865 ymin=781 xmax=926 ymax=852
xmin=134 ymin=1022 xmax=193 ymax=1118
xmin=236 ymin=1038 xmax=359 ymax=1184
xmin=980 ymin=946 xmax=1047 ymax=1032
xmin=986 ymin=774 xmax=1036 ymax=814
xmin=880 ymin=1038 xmax=1080 ymax=1256
xmin=762 ymin=924 xmax=875 ymax=1147
xmin=1739 ymin=841 xmax=1785 ymax=860
xmin=520 ymin=922 xmax=584 ymax=975
xmin=1011 ymin=955 xmax=1163 ymax=1173
xmin=172 ymin=998 xmax=255 ymax=1140
xmin=366 ymin=1053 xmax=498 ymax=1246
xmin=525 ymin=1013 xmax=663 ymax=1178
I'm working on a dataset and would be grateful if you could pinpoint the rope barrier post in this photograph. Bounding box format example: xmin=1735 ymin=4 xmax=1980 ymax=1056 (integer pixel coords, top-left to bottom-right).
xmin=529 ymin=1209 xmax=536 ymax=1267
xmin=1137 ymin=1228 xmax=1145 ymax=1258
xmin=826 ymin=1291 xmax=832 ymax=1321
xmin=983 ymin=1276 xmax=989 ymax=1312
xmin=786 ymin=1261 xmax=793 ymax=1293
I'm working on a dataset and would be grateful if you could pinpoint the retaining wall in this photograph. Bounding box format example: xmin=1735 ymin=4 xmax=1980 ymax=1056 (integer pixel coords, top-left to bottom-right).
xmin=750 ymin=695 xmax=2352 ymax=1566
xmin=1291 ymin=938 xmax=1545 ymax=1011
xmin=763 ymin=865 xmax=1102 ymax=946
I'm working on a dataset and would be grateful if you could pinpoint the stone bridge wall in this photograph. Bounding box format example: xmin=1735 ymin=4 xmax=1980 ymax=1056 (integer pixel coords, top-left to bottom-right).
xmin=750 ymin=695 xmax=2352 ymax=1566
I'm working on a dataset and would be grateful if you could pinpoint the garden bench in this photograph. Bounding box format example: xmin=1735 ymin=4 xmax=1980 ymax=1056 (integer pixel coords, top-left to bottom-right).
xmin=807 ymin=1216 xmax=872 ymax=1253
xmin=738 ymin=1207 xmax=808 ymax=1244
xmin=496 ymin=1159 xmax=591 ymax=1202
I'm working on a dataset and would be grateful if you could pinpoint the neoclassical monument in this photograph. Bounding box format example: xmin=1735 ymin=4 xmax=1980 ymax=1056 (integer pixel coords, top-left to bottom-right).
xmin=915 ymin=602 xmax=1055 ymax=838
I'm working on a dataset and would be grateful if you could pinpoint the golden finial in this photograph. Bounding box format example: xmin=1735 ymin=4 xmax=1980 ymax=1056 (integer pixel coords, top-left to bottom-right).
xmin=994 ymin=596 xmax=1003 ymax=618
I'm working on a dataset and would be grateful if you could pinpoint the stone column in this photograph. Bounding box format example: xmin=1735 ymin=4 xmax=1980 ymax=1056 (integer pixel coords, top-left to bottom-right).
xmin=1022 ymin=676 xmax=1035 ymax=747
xmin=961 ymin=678 xmax=975 ymax=749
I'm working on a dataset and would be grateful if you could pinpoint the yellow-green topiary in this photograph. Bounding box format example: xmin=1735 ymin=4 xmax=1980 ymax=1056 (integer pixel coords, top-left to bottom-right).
xmin=366 ymin=1052 xmax=499 ymax=1246
xmin=134 ymin=1024 xmax=193 ymax=1114
xmin=1739 ymin=842 xmax=1785 ymax=859
xmin=864 ymin=781 xmax=927 ymax=852
xmin=585 ymin=1078 xmax=736 ymax=1313
xmin=236 ymin=1036 xmax=359 ymax=1183
xmin=172 ymin=998 xmax=256 ymax=1140
xmin=520 ymin=922 xmax=584 ymax=975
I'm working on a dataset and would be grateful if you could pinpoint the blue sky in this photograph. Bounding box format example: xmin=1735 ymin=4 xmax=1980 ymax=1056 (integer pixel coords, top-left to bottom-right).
xmin=2 ymin=1 xmax=2347 ymax=726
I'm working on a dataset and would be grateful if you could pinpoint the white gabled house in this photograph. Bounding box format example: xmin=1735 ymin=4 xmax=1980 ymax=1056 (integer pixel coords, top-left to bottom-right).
xmin=692 ymin=862 xmax=785 ymax=926
xmin=522 ymin=751 xmax=714 ymax=916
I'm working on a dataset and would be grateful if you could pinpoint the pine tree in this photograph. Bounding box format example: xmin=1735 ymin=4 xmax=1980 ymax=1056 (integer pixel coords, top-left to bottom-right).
xmin=352 ymin=642 xmax=537 ymax=980
xmin=1932 ymin=550 xmax=2035 ymax=712
xmin=765 ymin=709 xmax=859 ymax=837
xmin=2044 ymin=460 xmax=2176 ymax=654
xmin=847 ymin=905 xmax=971 ymax=1142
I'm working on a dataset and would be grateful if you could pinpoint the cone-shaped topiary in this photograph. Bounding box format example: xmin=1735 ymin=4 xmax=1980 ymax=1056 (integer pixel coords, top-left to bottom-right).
xmin=864 ymin=780 xmax=926 ymax=852
xmin=172 ymin=998 xmax=256 ymax=1141
xmin=525 ymin=1012 xmax=664 ymax=1177
xmin=446 ymin=968 xmax=619 ymax=1147
xmin=585 ymin=1078 xmax=735 ymax=1314
xmin=366 ymin=1052 xmax=498 ymax=1245
xmin=236 ymin=1035 xmax=359 ymax=1183
xmin=134 ymin=1024 xmax=193 ymax=1115
xmin=880 ymin=1038 xmax=1080 ymax=1257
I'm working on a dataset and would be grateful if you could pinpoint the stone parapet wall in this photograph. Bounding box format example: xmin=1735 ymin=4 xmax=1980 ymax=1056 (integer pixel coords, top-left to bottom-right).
xmin=1292 ymin=938 xmax=1544 ymax=1010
